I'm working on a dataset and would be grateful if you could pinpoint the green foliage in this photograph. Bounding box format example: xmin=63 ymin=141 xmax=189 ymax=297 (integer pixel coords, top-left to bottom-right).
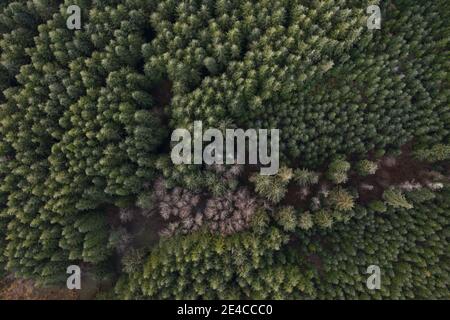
xmin=328 ymin=187 xmax=355 ymax=212
xmin=294 ymin=169 xmax=319 ymax=187
xmin=136 ymin=193 xmax=156 ymax=210
xmin=356 ymin=160 xmax=378 ymax=176
xmin=406 ymin=188 xmax=437 ymax=204
xmin=414 ymin=144 xmax=450 ymax=162
xmin=383 ymin=188 xmax=413 ymax=210
xmin=250 ymin=168 xmax=292 ymax=203
xmin=0 ymin=0 xmax=448 ymax=299
xmin=274 ymin=206 xmax=297 ymax=232
xmin=116 ymin=228 xmax=315 ymax=299
xmin=368 ymin=200 xmax=387 ymax=213
xmin=299 ymin=191 xmax=450 ymax=299
xmin=314 ymin=210 xmax=334 ymax=229
xmin=147 ymin=0 xmax=450 ymax=167
xmin=203 ymin=57 xmax=219 ymax=75
xmin=298 ymin=212 xmax=314 ymax=231
xmin=122 ymin=248 xmax=146 ymax=274
xmin=0 ymin=0 xmax=164 ymax=283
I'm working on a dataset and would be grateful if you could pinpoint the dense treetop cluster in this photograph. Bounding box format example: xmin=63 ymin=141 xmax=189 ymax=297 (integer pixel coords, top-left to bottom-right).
xmin=0 ymin=0 xmax=449 ymax=298
xmin=148 ymin=0 xmax=449 ymax=165
xmin=116 ymin=189 xmax=449 ymax=299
